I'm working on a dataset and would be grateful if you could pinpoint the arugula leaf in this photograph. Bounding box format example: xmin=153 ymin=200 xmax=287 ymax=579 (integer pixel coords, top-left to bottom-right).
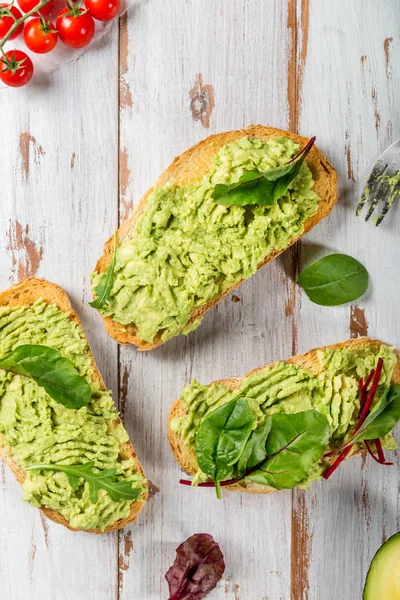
xmin=26 ymin=461 xmax=142 ymax=504
xmin=212 ymin=137 xmax=315 ymax=206
xmin=195 ymin=397 xmax=254 ymax=498
xmin=0 ymin=344 xmax=91 ymax=410
xmin=297 ymin=253 xmax=369 ymax=306
xmin=249 ymin=411 xmax=330 ymax=489
xmin=351 ymin=385 xmax=400 ymax=443
xmin=89 ymin=231 xmax=118 ymax=309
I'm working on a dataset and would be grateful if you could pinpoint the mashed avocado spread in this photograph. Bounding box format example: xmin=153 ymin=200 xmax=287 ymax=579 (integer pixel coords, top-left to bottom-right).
xmin=0 ymin=299 xmax=146 ymax=531
xmin=171 ymin=344 xmax=397 ymax=487
xmin=92 ymin=136 xmax=320 ymax=343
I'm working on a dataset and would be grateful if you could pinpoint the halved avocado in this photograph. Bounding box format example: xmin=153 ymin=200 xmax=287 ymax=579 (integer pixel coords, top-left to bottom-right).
xmin=364 ymin=533 xmax=400 ymax=599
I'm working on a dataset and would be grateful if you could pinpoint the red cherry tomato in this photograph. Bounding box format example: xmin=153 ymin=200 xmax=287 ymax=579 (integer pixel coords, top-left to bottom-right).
xmin=24 ymin=17 xmax=58 ymax=53
xmin=0 ymin=49 xmax=34 ymax=87
xmin=56 ymin=5 xmax=94 ymax=48
xmin=85 ymin=0 xmax=120 ymax=21
xmin=0 ymin=4 xmax=23 ymax=39
xmin=18 ymin=0 xmax=54 ymax=17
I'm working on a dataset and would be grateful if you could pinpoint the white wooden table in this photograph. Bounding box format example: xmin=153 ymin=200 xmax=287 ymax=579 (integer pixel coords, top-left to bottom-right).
xmin=1 ymin=1 xmax=399 ymax=598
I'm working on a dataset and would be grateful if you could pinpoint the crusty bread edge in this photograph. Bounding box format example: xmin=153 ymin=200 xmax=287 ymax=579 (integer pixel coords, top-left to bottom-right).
xmin=0 ymin=277 xmax=148 ymax=533
xmin=167 ymin=337 xmax=400 ymax=495
xmin=92 ymin=125 xmax=338 ymax=350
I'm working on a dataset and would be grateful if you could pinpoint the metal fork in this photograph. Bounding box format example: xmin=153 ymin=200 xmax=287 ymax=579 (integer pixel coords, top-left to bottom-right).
xmin=356 ymin=139 xmax=400 ymax=225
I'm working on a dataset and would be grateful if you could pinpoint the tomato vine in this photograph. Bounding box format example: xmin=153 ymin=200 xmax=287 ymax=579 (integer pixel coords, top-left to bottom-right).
xmin=0 ymin=0 xmax=51 ymax=55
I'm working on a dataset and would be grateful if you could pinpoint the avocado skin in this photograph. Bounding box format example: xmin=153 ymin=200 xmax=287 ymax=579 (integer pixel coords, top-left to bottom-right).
xmin=363 ymin=532 xmax=400 ymax=599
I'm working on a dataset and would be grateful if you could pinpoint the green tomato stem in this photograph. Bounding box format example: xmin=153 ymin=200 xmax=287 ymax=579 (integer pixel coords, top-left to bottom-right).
xmin=0 ymin=0 xmax=52 ymax=56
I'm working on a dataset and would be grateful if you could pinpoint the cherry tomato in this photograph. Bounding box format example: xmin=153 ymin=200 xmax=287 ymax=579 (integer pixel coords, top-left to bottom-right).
xmin=18 ymin=0 xmax=54 ymax=17
xmin=0 ymin=4 xmax=23 ymax=39
xmin=56 ymin=5 xmax=94 ymax=48
xmin=24 ymin=17 xmax=58 ymax=53
xmin=85 ymin=0 xmax=119 ymax=21
xmin=0 ymin=49 xmax=34 ymax=87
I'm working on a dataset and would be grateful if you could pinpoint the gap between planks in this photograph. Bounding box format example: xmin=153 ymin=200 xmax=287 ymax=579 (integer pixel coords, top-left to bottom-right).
xmin=287 ymin=1 xmax=313 ymax=599
xmin=117 ymin=13 xmax=128 ymax=600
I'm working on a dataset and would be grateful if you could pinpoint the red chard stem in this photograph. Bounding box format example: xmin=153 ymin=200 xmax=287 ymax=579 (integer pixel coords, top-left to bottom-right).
xmin=322 ymin=445 xmax=353 ymax=480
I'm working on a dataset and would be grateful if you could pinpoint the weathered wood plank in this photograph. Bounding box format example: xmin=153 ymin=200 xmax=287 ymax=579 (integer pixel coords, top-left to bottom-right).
xmin=296 ymin=2 xmax=400 ymax=599
xmin=118 ymin=1 xmax=295 ymax=598
xmin=0 ymin=28 xmax=120 ymax=600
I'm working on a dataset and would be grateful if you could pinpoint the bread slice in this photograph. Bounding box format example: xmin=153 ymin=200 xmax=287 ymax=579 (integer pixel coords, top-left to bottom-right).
xmin=167 ymin=337 xmax=400 ymax=494
xmin=92 ymin=125 xmax=338 ymax=350
xmin=0 ymin=277 xmax=148 ymax=533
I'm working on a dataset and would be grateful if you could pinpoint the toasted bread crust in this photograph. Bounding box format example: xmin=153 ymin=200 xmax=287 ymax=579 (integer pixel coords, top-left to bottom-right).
xmin=92 ymin=125 xmax=338 ymax=349
xmin=0 ymin=277 xmax=148 ymax=533
xmin=167 ymin=337 xmax=400 ymax=494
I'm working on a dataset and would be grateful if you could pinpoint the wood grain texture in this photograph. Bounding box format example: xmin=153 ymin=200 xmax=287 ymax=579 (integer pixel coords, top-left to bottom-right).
xmin=294 ymin=2 xmax=400 ymax=599
xmin=0 ymin=0 xmax=399 ymax=598
xmin=0 ymin=25 xmax=121 ymax=600
xmin=117 ymin=1 xmax=297 ymax=598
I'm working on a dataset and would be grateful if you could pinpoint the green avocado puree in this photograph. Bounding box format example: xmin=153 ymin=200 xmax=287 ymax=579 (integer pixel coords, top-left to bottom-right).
xmin=92 ymin=136 xmax=320 ymax=343
xmin=171 ymin=344 xmax=397 ymax=487
xmin=0 ymin=299 xmax=146 ymax=531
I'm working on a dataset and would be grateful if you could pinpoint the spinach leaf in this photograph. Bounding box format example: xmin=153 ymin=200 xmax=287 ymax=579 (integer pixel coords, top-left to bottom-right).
xmin=26 ymin=461 xmax=142 ymax=503
xmin=89 ymin=231 xmax=117 ymax=309
xmin=0 ymin=344 xmax=91 ymax=410
xmin=212 ymin=137 xmax=315 ymax=207
xmin=213 ymin=173 xmax=279 ymax=207
xmin=297 ymin=253 xmax=369 ymax=306
xmin=195 ymin=397 xmax=254 ymax=498
xmin=352 ymin=385 xmax=400 ymax=442
xmin=249 ymin=410 xmax=330 ymax=489
xmin=237 ymin=419 xmax=271 ymax=475
xmin=165 ymin=533 xmax=225 ymax=600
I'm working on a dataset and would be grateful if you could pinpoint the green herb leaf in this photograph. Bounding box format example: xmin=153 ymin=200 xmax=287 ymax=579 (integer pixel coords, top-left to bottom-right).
xmin=297 ymin=253 xmax=369 ymax=306
xmin=213 ymin=172 xmax=278 ymax=207
xmin=89 ymin=231 xmax=118 ymax=309
xmin=352 ymin=385 xmax=400 ymax=443
xmin=212 ymin=137 xmax=315 ymax=207
xmin=195 ymin=397 xmax=255 ymax=498
xmin=237 ymin=419 xmax=271 ymax=475
xmin=0 ymin=344 xmax=91 ymax=410
xmin=249 ymin=411 xmax=330 ymax=489
xmin=26 ymin=461 xmax=142 ymax=504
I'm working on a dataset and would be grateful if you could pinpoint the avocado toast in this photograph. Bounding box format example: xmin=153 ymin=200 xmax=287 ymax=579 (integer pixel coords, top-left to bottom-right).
xmin=168 ymin=338 xmax=400 ymax=495
xmin=91 ymin=125 xmax=338 ymax=349
xmin=0 ymin=278 xmax=148 ymax=533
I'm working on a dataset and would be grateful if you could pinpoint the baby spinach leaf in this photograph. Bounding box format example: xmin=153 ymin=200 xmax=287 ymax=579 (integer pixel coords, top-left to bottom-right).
xmin=165 ymin=533 xmax=225 ymax=600
xmin=297 ymin=253 xmax=369 ymax=306
xmin=237 ymin=419 xmax=272 ymax=475
xmin=213 ymin=173 xmax=278 ymax=207
xmin=26 ymin=461 xmax=142 ymax=504
xmin=351 ymin=385 xmax=400 ymax=443
xmin=249 ymin=410 xmax=330 ymax=489
xmin=212 ymin=137 xmax=315 ymax=207
xmin=89 ymin=231 xmax=117 ymax=310
xmin=0 ymin=344 xmax=91 ymax=410
xmin=195 ymin=397 xmax=254 ymax=498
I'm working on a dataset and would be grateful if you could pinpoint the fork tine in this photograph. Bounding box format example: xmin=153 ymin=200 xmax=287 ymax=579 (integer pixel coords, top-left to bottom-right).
xmin=356 ymin=160 xmax=387 ymax=216
xmin=365 ymin=179 xmax=390 ymax=222
xmin=364 ymin=196 xmax=379 ymax=221
xmin=356 ymin=185 xmax=372 ymax=216
xmin=375 ymin=181 xmax=400 ymax=226
xmin=375 ymin=199 xmax=392 ymax=226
